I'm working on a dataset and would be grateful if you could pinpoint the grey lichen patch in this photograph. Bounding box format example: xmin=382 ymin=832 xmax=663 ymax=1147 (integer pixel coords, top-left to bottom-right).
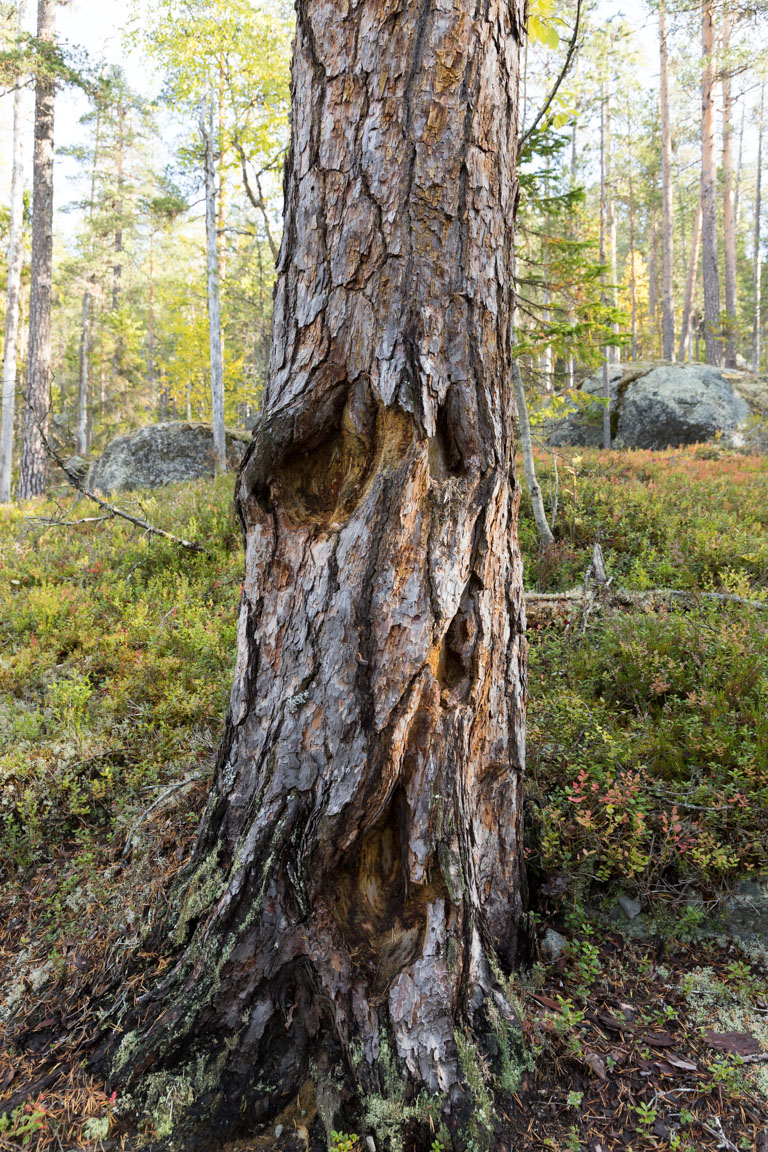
xmin=113 ymin=1029 xmax=143 ymax=1077
xmin=361 ymin=1034 xmax=445 ymax=1152
xmin=172 ymin=849 xmax=224 ymax=946
xmin=455 ymin=1029 xmax=494 ymax=1149
xmin=682 ymin=962 xmax=768 ymax=1101
xmin=137 ymin=1049 xmax=229 ymax=1143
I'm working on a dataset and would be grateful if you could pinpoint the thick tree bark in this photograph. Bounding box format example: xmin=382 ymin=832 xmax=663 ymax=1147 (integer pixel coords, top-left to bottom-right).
xmin=113 ymin=0 xmax=527 ymax=1147
xmin=18 ymin=0 xmax=56 ymax=500
xmin=679 ymin=190 xmax=702 ymax=362
xmin=700 ymin=0 xmax=721 ymax=367
xmin=201 ymin=93 xmax=226 ymax=474
xmin=659 ymin=0 xmax=675 ymax=361
xmin=0 ymin=0 xmax=29 ymax=504
xmin=721 ymin=5 xmax=737 ymax=369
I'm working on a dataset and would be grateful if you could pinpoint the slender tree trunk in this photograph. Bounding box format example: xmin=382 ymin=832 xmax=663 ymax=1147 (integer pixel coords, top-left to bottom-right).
xmin=0 ymin=0 xmax=29 ymax=503
xmin=679 ymin=191 xmax=703 ymax=362
xmin=513 ymin=354 xmax=553 ymax=548
xmin=605 ymin=92 xmax=619 ymax=365
xmin=112 ymin=0 xmax=527 ymax=1146
xmin=701 ymin=0 xmax=721 ymax=366
xmin=201 ymin=93 xmax=226 ymax=473
xmin=76 ymin=287 xmax=91 ymax=456
xmin=600 ymin=86 xmax=612 ymax=448
xmin=734 ymin=86 xmax=745 ymax=228
xmin=648 ymin=213 xmax=658 ymax=328
xmin=627 ymin=110 xmax=638 ymax=362
xmin=721 ymin=4 xmax=737 ymax=368
xmin=18 ymin=0 xmax=56 ymax=499
xmin=659 ymin=0 xmax=675 ymax=361
xmin=148 ymin=224 xmax=157 ymax=409
xmin=754 ymin=82 xmax=765 ymax=373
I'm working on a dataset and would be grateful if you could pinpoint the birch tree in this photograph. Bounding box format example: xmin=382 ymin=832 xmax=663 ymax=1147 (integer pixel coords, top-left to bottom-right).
xmin=17 ymin=0 xmax=56 ymax=499
xmin=659 ymin=0 xmax=675 ymax=360
xmin=700 ymin=0 xmax=721 ymax=366
xmin=0 ymin=0 xmax=29 ymax=503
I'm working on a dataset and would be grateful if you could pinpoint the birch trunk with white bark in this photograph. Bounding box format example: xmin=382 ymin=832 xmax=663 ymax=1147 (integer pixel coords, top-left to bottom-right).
xmin=0 ymin=0 xmax=29 ymax=504
xmin=701 ymin=0 xmax=721 ymax=367
xmin=721 ymin=5 xmax=737 ymax=369
xmin=659 ymin=0 xmax=675 ymax=361
xmin=18 ymin=0 xmax=56 ymax=500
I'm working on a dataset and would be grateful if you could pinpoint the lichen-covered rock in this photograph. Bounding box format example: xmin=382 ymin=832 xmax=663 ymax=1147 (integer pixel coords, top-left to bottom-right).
xmin=545 ymin=362 xmax=750 ymax=451
xmin=87 ymin=422 xmax=250 ymax=494
xmin=724 ymin=875 xmax=768 ymax=945
xmin=617 ymin=364 xmax=749 ymax=449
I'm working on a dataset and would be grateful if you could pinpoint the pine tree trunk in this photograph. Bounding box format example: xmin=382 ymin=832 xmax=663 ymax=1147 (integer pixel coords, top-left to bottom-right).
xmin=679 ymin=191 xmax=702 ymax=362
xmin=18 ymin=0 xmax=56 ymax=500
xmin=754 ymin=82 xmax=764 ymax=373
xmin=202 ymin=94 xmax=226 ymax=474
xmin=0 ymin=0 xmax=29 ymax=504
xmin=701 ymin=0 xmax=721 ymax=367
xmin=721 ymin=4 xmax=737 ymax=369
xmin=659 ymin=0 xmax=675 ymax=361
xmin=112 ymin=0 xmax=527 ymax=1145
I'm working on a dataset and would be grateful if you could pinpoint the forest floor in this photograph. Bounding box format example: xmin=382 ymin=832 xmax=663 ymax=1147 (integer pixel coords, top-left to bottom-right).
xmin=1 ymin=445 xmax=768 ymax=1151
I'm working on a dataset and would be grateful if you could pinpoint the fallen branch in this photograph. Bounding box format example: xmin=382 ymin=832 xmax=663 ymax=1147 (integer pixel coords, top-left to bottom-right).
xmin=121 ymin=771 xmax=207 ymax=859
xmin=525 ymin=586 xmax=768 ymax=628
xmin=36 ymin=424 xmax=212 ymax=557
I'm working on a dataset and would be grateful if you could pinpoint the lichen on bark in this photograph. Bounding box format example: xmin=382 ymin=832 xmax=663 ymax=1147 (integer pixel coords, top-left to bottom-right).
xmin=111 ymin=0 xmax=528 ymax=1145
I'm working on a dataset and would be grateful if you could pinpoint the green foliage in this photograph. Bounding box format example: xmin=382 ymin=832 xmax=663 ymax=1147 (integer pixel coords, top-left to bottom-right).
xmin=521 ymin=447 xmax=768 ymax=901
xmin=0 ymin=475 xmax=242 ymax=887
xmin=329 ymin=1132 xmax=359 ymax=1152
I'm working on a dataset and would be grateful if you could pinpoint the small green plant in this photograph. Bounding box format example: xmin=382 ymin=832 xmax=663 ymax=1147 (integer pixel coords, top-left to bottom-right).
xmin=566 ymin=1089 xmax=583 ymax=1109
xmin=329 ymin=1132 xmax=359 ymax=1152
xmin=632 ymin=1101 xmax=657 ymax=1129
xmin=0 ymin=1100 xmax=49 ymax=1145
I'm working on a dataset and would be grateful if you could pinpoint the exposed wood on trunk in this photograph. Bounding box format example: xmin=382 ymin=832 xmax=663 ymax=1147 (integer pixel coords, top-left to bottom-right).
xmin=112 ymin=0 xmax=527 ymax=1146
xmin=701 ymin=0 xmax=721 ymax=367
xmin=201 ymin=92 xmax=226 ymax=475
xmin=721 ymin=4 xmax=737 ymax=369
xmin=679 ymin=190 xmax=702 ymax=362
xmin=659 ymin=0 xmax=675 ymax=361
xmin=18 ymin=0 xmax=56 ymax=500
xmin=0 ymin=0 xmax=29 ymax=503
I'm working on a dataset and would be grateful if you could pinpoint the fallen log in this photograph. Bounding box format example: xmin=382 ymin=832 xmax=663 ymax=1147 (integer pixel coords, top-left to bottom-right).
xmin=524 ymin=586 xmax=768 ymax=629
